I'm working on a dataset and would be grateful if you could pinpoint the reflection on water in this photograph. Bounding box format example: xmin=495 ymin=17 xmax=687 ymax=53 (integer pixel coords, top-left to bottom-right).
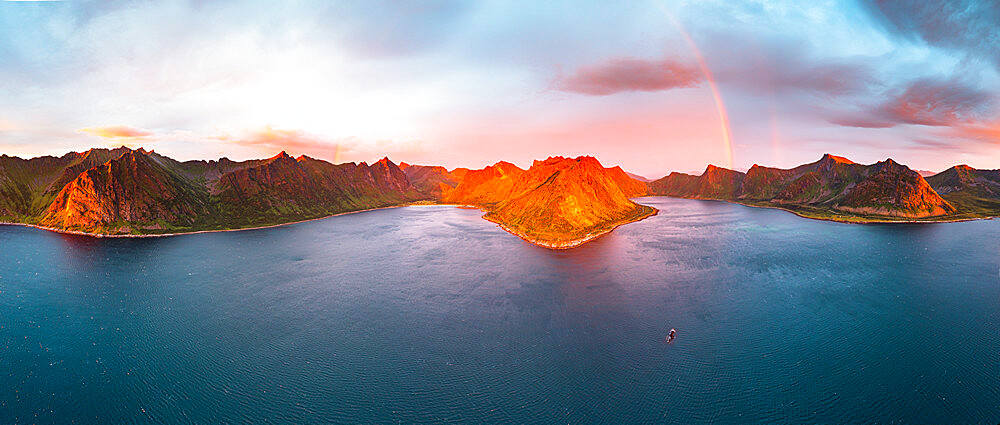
xmin=1 ymin=199 xmax=999 ymax=424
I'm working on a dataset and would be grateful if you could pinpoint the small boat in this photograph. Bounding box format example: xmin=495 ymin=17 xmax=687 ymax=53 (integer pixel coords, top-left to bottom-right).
xmin=666 ymin=328 xmax=677 ymax=342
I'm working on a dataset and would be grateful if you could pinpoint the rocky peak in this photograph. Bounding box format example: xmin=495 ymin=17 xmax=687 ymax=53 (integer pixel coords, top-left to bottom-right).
xmin=269 ymin=151 xmax=293 ymax=161
xmin=532 ymin=156 xmax=570 ymax=168
xmin=574 ymin=156 xmax=602 ymax=168
xmin=871 ymin=158 xmax=908 ymax=174
xmin=703 ymin=164 xmax=741 ymax=176
xmin=820 ymin=153 xmax=854 ymax=164
xmin=814 ymin=153 xmax=855 ymax=174
xmin=491 ymin=161 xmax=521 ymax=175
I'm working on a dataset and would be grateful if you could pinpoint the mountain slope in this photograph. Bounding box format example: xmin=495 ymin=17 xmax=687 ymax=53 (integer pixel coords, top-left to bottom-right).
xmin=605 ymin=166 xmax=650 ymax=198
xmin=40 ymin=150 xmax=211 ymax=233
xmin=836 ymin=159 xmax=954 ymax=217
xmin=484 ymin=157 xmax=656 ymax=248
xmin=211 ymin=153 xmax=423 ymax=227
xmin=625 ymin=171 xmax=651 ymax=182
xmin=926 ymin=165 xmax=1000 ymax=214
xmin=651 ymin=154 xmax=956 ymax=220
xmin=649 ymin=164 xmax=744 ymax=200
xmin=441 ymin=161 xmax=526 ymax=205
xmin=399 ymin=163 xmax=462 ymax=199
xmin=443 ymin=156 xmax=655 ymax=248
xmin=0 ymin=147 xmax=425 ymax=235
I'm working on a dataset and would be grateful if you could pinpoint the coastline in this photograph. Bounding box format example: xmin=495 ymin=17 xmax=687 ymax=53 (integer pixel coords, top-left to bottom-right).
xmin=0 ymin=202 xmax=661 ymax=248
xmin=7 ymin=194 xmax=987 ymax=245
xmin=641 ymin=196 xmax=997 ymax=224
xmin=482 ymin=206 xmax=658 ymax=250
xmin=0 ymin=204 xmax=425 ymax=239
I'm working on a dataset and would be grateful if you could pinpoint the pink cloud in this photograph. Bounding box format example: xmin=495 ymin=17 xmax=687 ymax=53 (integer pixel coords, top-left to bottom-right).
xmin=78 ymin=125 xmax=153 ymax=139
xmin=556 ymin=57 xmax=702 ymax=96
xmin=210 ymin=126 xmax=426 ymax=164
xmin=828 ymin=116 xmax=896 ymax=129
xmin=216 ymin=126 xmax=333 ymax=151
xmin=879 ymin=80 xmax=991 ymax=126
xmin=947 ymin=121 xmax=1000 ymax=142
xmin=833 ymin=78 xmax=994 ymax=128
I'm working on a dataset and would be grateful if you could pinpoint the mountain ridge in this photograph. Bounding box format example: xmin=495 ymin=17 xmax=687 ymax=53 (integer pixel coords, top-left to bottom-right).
xmin=4 ymin=148 xmax=1000 ymax=247
xmin=1 ymin=147 xmax=424 ymax=235
xmin=649 ymin=153 xmax=979 ymax=222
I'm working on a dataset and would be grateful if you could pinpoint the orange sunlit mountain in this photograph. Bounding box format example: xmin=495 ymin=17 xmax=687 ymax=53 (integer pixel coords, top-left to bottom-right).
xmin=41 ymin=149 xmax=210 ymax=233
xmin=441 ymin=161 xmax=527 ymax=205
xmin=441 ymin=156 xmax=656 ymax=248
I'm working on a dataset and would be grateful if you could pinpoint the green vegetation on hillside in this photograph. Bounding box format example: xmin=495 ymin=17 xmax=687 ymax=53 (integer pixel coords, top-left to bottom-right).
xmin=0 ymin=148 xmax=426 ymax=235
xmin=649 ymin=154 xmax=997 ymax=223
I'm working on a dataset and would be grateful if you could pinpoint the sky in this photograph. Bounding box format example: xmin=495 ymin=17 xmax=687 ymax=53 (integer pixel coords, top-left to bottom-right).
xmin=0 ymin=0 xmax=997 ymax=178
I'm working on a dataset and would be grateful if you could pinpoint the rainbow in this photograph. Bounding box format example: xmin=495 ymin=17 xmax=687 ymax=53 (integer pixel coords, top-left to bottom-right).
xmin=656 ymin=4 xmax=735 ymax=169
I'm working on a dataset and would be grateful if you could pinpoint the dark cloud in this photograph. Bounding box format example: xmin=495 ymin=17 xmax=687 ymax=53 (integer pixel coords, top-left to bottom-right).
xmin=859 ymin=0 xmax=1000 ymax=69
xmin=703 ymin=33 xmax=879 ymax=97
xmin=910 ymin=138 xmax=966 ymax=151
xmin=720 ymin=55 xmax=878 ymax=97
xmin=828 ymin=115 xmax=895 ymax=129
xmin=832 ymin=77 xmax=995 ymax=128
xmin=556 ymin=57 xmax=702 ymax=96
xmin=758 ymin=61 xmax=876 ymax=96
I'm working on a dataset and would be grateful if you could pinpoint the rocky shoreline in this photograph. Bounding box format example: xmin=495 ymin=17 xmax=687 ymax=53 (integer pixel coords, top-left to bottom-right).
xmin=482 ymin=206 xmax=658 ymax=249
xmin=0 ymin=205 xmax=419 ymax=238
xmin=659 ymin=197 xmax=996 ymax=225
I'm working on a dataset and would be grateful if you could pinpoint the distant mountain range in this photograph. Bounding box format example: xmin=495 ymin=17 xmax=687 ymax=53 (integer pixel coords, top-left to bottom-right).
xmin=3 ymin=148 xmax=999 ymax=247
xmin=647 ymin=154 xmax=1000 ymax=222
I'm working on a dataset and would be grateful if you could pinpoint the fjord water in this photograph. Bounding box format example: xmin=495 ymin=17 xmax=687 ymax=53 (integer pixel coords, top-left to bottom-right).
xmin=2 ymin=198 xmax=998 ymax=424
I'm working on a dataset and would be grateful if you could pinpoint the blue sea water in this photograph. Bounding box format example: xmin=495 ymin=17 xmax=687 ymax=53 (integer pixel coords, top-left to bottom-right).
xmin=1 ymin=197 xmax=998 ymax=424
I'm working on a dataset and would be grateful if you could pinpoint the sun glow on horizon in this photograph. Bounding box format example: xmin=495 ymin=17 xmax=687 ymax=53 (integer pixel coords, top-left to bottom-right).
xmin=1 ymin=1 xmax=998 ymax=173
